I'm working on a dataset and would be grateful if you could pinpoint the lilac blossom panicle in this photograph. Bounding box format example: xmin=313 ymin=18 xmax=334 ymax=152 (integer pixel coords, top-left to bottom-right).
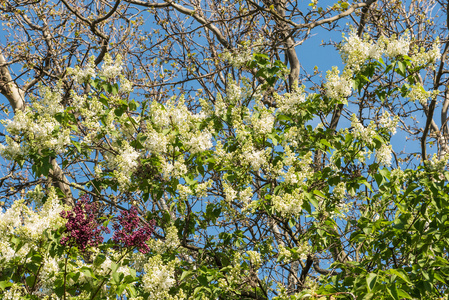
xmin=60 ymin=195 xmax=110 ymax=251
xmin=112 ymin=206 xmax=155 ymax=253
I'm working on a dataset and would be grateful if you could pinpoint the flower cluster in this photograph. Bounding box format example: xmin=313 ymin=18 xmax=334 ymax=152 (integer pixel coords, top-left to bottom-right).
xmin=0 ymin=188 xmax=65 ymax=263
xmin=385 ymin=32 xmax=411 ymax=58
xmin=351 ymin=114 xmax=377 ymax=145
xmin=324 ymin=66 xmax=353 ymax=101
xmin=378 ymin=111 xmax=399 ymax=135
xmin=277 ymin=242 xmax=311 ymax=263
xmin=107 ymin=141 xmax=141 ymax=189
xmin=0 ymin=85 xmax=70 ymax=159
xmin=246 ymin=250 xmax=262 ymax=267
xmin=376 ymin=143 xmax=393 ymax=166
xmin=408 ymin=83 xmax=432 ymax=105
xmin=341 ymin=31 xmax=376 ymax=70
xmin=149 ymin=226 xmax=180 ymax=253
xmin=221 ymin=37 xmax=264 ymax=68
xmin=326 ymin=29 xmax=440 ymax=105
xmin=100 ymin=53 xmax=123 ymax=79
xmin=411 ymin=38 xmax=441 ymax=67
xmin=112 ymin=206 xmax=155 ymax=253
xmin=333 ymin=182 xmax=346 ymax=200
xmin=272 ymin=188 xmax=304 ymax=217
xmin=60 ymin=194 xmax=109 ymax=251
xmin=142 ymin=255 xmax=178 ymax=299
xmin=275 ymin=84 xmax=306 ymax=115
xmin=68 ymin=56 xmax=96 ymax=83
xmin=183 ymin=130 xmax=213 ymax=154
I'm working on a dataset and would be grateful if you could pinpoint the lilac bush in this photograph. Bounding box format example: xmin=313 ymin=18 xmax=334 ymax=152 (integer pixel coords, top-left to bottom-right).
xmin=60 ymin=194 xmax=110 ymax=251
xmin=112 ymin=206 xmax=156 ymax=253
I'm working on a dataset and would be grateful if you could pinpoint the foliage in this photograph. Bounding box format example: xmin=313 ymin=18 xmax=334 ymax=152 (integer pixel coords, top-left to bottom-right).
xmin=1 ymin=0 xmax=449 ymax=299
xmin=0 ymin=29 xmax=448 ymax=299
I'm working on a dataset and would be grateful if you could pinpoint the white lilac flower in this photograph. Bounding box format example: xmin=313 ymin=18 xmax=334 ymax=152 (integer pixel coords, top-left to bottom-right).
xmin=177 ymin=184 xmax=192 ymax=200
xmin=68 ymin=57 xmax=96 ymax=83
xmin=142 ymin=255 xmax=177 ymax=299
xmin=378 ymin=111 xmax=399 ymax=135
xmin=0 ymin=200 xmax=26 ymax=235
xmin=340 ymin=30 xmax=371 ymax=71
xmin=0 ymin=241 xmax=15 ymax=263
xmin=40 ymin=256 xmax=60 ymax=295
xmin=183 ymin=131 xmax=213 ymax=154
xmin=152 ymin=105 xmax=170 ymax=128
xmin=324 ymin=66 xmax=353 ymax=100
xmin=410 ymin=39 xmax=441 ymax=68
xmin=221 ymin=38 xmax=263 ymax=68
xmin=428 ymin=153 xmax=449 ymax=172
xmin=376 ymin=143 xmax=392 ymax=166
xmin=278 ymin=244 xmax=292 ymax=262
xmin=246 ymin=250 xmax=262 ymax=267
xmin=18 ymin=190 xmax=65 ymax=241
xmin=144 ymin=130 xmax=168 ymax=154
xmin=161 ymin=160 xmax=175 ymax=180
xmin=195 ymin=180 xmax=213 ymax=198
xmin=245 ymin=149 xmax=267 ymax=170
xmin=0 ymin=137 xmax=23 ymax=160
xmin=113 ymin=142 xmax=140 ymax=171
xmin=120 ymin=76 xmax=133 ymax=93
xmin=408 ymin=83 xmax=430 ymax=105
xmin=2 ymin=284 xmax=25 ymax=300
xmin=276 ymin=84 xmax=306 ymax=115
xmin=214 ymin=94 xmax=227 ymax=118
xmin=37 ymin=85 xmax=65 ymax=116
xmin=351 ymin=114 xmax=376 ymax=145
xmin=252 ymin=111 xmax=274 ymax=135
xmin=284 ymin=168 xmax=298 ymax=185
xmin=272 ymin=189 xmax=304 ymax=217
xmin=227 ymin=83 xmax=243 ymax=104
xmin=170 ymin=107 xmax=189 ymax=127
xmin=223 ymin=182 xmax=237 ymax=203
xmin=333 ymin=182 xmax=346 ymax=200
xmin=385 ymin=32 xmax=410 ymax=58
xmin=2 ymin=85 xmax=71 ymax=158
xmin=427 ymin=38 xmax=441 ymax=64
xmin=239 ymin=186 xmax=253 ymax=206
xmin=149 ymin=226 xmax=180 ymax=254
xmin=173 ymin=158 xmax=188 ymax=177
xmin=100 ymin=53 xmax=123 ymax=79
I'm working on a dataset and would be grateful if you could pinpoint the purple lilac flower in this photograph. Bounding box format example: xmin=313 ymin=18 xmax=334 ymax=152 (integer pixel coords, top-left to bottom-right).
xmin=60 ymin=194 xmax=110 ymax=251
xmin=112 ymin=206 xmax=155 ymax=253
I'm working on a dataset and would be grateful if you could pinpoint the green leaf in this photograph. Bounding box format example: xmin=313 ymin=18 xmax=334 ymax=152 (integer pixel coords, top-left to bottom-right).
xmin=366 ymin=273 xmax=377 ymax=291
xmin=397 ymin=289 xmax=413 ymax=299
xmin=197 ymin=274 xmax=208 ymax=286
xmin=313 ymin=189 xmax=326 ymax=198
xmin=112 ymin=271 xmax=121 ymax=284
xmin=111 ymin=83 xmax=119 ymax=95
xmin=93 ymin=253 xmax=106 ymax=267
xmin=378 ymin=168 xmax=391 ymax=180
xmin=397 ymin=60 xmax=406 ymax=76
xmin=81 ymin=267 xmax=96 ymax=279
xmin=26 ymin=275 xmax=36 ymax=288
xmin=114 ymin=107 xmax=126 ymax=117
xmin=180 ymin=270 xmax=193 ymax=281
xmin=320 ymin=139 xmax=332 ymax=148
xmin=116 ymin=284 xmax=126 ymax=296
xmin=387 ymin=284 xmax=399 ymax=300
xmin=0 ymin=281 xmax=13 ymax=291
xmin=129 ymin=100 xmax=138 ymax=111
xmin=389 ymin=269 xmax=412 ymax=285
xmin=72 ymin=140 xmax=81 ymax=153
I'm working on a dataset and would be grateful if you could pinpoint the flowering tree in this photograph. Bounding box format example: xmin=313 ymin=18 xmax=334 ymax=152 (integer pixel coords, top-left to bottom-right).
xmin=1 ymin=0 xmax=449 ymax=299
